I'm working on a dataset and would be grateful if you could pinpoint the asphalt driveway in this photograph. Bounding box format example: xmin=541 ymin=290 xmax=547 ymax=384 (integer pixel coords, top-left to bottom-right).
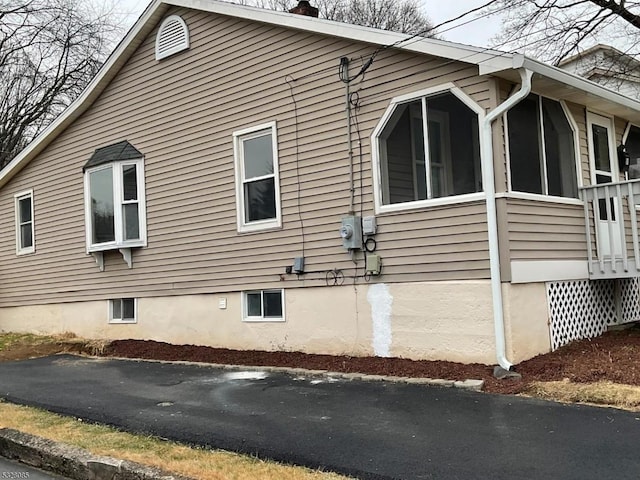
xmin=0 ymin=355 xmax=638 ymax=479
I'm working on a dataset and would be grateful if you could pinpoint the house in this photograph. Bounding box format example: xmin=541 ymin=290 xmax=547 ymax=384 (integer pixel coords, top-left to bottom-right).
xmin=2 ymin=0 xmax=640 ymax=369
xmin=559 ymin=44 xmax=640 ymax=101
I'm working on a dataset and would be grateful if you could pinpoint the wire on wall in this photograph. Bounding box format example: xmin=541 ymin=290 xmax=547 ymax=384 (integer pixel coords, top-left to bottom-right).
xmin=285 ymin=74 xmax=306 ymax=259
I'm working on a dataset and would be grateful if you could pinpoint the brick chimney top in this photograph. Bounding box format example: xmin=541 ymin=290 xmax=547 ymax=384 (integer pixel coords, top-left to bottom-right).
xmin=289 ymin=1 xmax=319 ymax=18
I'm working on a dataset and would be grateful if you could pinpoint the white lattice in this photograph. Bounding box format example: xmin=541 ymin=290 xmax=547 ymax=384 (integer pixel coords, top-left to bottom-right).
xmin=547 ymin=280 xmax=615 ymax=350
xmin=620 ymin=278 xmax=640 ymax=324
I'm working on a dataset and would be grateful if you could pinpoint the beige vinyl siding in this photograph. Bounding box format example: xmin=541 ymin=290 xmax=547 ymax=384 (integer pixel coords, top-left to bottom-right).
xmin=0 ymin=8 xmax=492 ymax=307
xmin=506 ymin=199 xmax=587 ymax=261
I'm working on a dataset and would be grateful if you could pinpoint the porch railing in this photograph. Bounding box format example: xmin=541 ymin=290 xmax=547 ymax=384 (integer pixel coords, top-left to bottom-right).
xmin=579 ymin=179 xmax=640 ymax=279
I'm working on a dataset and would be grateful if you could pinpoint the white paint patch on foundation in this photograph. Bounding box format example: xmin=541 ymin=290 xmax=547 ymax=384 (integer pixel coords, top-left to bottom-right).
xmin=367 ymin=283 xmax=393 ymax=357
xmin=223 ymin=371 xmax=268 ymax=380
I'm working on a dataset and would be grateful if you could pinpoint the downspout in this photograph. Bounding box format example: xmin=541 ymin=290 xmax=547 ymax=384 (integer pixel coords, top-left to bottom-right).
xmin=482 ymin=67 xmax=533 ymax=371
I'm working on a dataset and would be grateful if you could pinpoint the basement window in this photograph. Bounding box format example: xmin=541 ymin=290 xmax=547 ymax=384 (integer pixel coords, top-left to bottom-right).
xmin=109 ymin=298 xmax=137 ymax=324
xmin=155 ymin=15 xmax=190 ymax=60
xmin=243 ymin=289 xmax=285 ymax=322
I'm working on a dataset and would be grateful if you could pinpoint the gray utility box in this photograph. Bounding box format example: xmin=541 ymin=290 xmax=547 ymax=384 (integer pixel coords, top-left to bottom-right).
xmin=340 ymin=215 xmax=362 ymax=250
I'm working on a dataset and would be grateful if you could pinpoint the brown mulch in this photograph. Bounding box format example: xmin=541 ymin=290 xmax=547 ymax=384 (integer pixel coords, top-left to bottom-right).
xmin=100 ymin=326 xmax=640 ymax=394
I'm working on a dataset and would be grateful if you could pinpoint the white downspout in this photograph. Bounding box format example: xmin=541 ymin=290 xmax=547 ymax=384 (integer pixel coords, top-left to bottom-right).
xmin=482 ymin=67 xmax=533 ymax=371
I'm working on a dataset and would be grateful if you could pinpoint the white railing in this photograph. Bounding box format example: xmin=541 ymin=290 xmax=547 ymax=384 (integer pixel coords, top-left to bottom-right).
xmin=579 ymin=179 xmax=640 ymax=278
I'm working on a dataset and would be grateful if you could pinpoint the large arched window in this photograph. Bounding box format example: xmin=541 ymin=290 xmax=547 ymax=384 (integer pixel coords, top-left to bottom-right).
xmin=373 ymin=87 xmax=482 ymax=209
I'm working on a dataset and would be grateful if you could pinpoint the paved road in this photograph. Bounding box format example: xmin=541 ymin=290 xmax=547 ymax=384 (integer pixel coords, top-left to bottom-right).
xmin=0 ymin=456 xmax=66 ymax=479
xmin=0 ymin=355 xmax=639 ymax=479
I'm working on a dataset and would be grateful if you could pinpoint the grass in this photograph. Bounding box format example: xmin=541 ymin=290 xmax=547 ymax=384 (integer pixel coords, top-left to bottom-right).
xmin=0 ymin=332 xmax=57 ymax=350
xmin=524 ymin=380 xmax=640 ymax=410
xmin=0 ymin=402 xmax=350 ymax=480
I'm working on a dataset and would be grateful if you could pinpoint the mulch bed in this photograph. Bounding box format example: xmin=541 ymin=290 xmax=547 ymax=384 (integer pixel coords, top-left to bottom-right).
xmin=102 ymin=326 xmax=640 ymax=394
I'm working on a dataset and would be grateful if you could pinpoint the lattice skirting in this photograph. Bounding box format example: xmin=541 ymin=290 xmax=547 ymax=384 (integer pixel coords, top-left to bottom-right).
xmin=620 ymin=278 xmax=640 ymax=324
xmin=547 ymin=279 xmax=640 ymax=350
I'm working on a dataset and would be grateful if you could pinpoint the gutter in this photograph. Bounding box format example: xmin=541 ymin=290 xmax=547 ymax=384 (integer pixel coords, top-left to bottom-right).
xmin=482 ymin=67 xmax=533 ymax=371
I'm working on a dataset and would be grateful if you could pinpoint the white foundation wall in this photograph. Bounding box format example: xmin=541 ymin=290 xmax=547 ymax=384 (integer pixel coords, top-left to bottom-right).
xmin=0 ymin=281 xmax=503 ymax=364
xmin=502 ymin=282 xmax=553 ymax=363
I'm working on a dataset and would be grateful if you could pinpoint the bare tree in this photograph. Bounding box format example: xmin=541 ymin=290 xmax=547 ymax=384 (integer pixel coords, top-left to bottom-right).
xmin=239 ymin=0 xmax=434 ymax=35
xmin=0 ymin=0 xmax=118 ymax=168
xmin=475 ymin=1 xmax=640 ymax=64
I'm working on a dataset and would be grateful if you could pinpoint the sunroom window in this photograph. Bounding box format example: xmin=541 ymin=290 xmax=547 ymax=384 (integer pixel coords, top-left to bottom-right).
xmin=507 ymin=94 xmax=578 ymax=198
xmin=83 ymin=141 xmax=147 ymax=253
xmin=625 ymin=125 xmax=640 ymax=179
xmin=377 ymin=91 xmax=482 ymax=206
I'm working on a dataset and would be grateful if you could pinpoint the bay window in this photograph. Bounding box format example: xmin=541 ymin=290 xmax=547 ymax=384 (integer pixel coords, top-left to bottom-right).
xmin=83 ymin=142 xmax=146 ymax=253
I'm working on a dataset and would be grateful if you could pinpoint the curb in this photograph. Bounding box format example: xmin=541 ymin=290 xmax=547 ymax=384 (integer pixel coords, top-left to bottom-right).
xmin=0 ymin=428 xmax=191 ymax=480
xmin=101 ymin=355 xmax=485 ymax=392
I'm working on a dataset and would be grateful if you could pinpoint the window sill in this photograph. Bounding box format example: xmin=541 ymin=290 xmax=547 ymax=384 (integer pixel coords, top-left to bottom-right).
xmin=237 ymin=219 xmax=282 ymax=234
xmin=242 ymin=317 xmax=285 ymax=323
xmin=375 ymin=192 xmax=485 ymax=214
xmin=109 ymin=319 xmax=137 ymax=324
xmin=496 ymin=191 xmax=583 ymax=206
xmin=87 ymin=240 xmax=146 ymax=253
xmin=16 ymin=247 xmax=35 ymax=256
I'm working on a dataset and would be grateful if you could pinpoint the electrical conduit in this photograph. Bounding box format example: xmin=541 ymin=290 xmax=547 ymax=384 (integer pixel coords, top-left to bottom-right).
xmin=482 ymin=66 xmax=533 ymax=370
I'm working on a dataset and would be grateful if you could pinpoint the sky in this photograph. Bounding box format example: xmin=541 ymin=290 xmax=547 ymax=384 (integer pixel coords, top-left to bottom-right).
xmin=422 ymin=1 xmax=501 ymax=47
xmin=113 ymin=0 xmax=503 ymax=48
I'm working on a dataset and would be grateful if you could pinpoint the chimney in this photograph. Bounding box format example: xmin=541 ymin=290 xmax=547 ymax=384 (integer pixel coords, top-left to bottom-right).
xmin=289 ymin=1 xmax=319 ymax=18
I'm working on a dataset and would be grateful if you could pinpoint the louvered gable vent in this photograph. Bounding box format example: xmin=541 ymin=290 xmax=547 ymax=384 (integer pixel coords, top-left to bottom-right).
xmin=155 ymin=15 xmax=190 ymax=60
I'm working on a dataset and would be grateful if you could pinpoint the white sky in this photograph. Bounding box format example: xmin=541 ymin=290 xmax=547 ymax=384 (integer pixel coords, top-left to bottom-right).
xmin=113 ymin=0 xmax=503 ymax=48
xmin=421 ymin=1 xmax=501 ymax=47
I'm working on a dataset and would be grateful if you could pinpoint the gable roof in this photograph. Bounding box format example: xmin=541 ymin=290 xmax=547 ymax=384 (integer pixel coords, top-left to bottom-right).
xmin=2 ymin=0 xmax=640 ymax=189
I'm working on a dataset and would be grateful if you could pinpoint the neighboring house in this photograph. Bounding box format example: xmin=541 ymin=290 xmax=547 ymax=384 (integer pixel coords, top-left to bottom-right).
xmin=559 ymin=44 xmax=640 ymax=100
xmin=3 ymin=0 xmax=640 ymax=368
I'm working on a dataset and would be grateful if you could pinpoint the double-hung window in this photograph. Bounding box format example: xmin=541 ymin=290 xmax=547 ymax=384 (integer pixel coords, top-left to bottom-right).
xmin=233 ymin=122 xmax=281 ymax=232
xmin=14 ymin=190 xmax=34 ymax=255
xmin=83 ymin=141 xmax=147 ymax=252
xmin=507 ymin=94 xmax=578 ymax=198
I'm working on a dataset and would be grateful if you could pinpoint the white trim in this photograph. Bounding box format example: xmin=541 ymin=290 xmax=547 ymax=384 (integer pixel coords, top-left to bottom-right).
xmin=84 ymin=158 xmax=147 ymax=253
xmin=242 ymin=289 xmax=285 ymax=323
xmin=510 ymin=260 xmax=589 ymax=283
xmin=14 ymin=189 xmax=35 ymax=255
xmin=108 ymin=297 xmax=138 ymax=324
xmin=494 ymin=191 xmax=583 ymax=206
xmin=560 ymin=100 xmax=584 ymax=189
xmin=371 ymin=84 xmax=486 ymax=215
xmin=233 ymin=121 xmax=282 ymax=233
xmin=155 ymin=14 xmax=190 ymax=60
xmin=377 ymin=193 xmax=486 ymax=214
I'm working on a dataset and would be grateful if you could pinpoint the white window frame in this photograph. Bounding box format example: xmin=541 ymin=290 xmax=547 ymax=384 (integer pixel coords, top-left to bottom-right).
xmin=109 ymin=298 xmax=137 ymax=324
xmin=242 ymin=289 xmax=285 ymax=322
xmin=14 ymin=189 xmax=35 ymax=255
xmin=371 ymin=83 xmax=486 ymax=215
xmin=233 ymin=121 xmax=282 ymax=233
xmin=84 ymin=158 xmax=147 ymax=253
xmin=505 ymin=95 xmax=581 ymax=199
